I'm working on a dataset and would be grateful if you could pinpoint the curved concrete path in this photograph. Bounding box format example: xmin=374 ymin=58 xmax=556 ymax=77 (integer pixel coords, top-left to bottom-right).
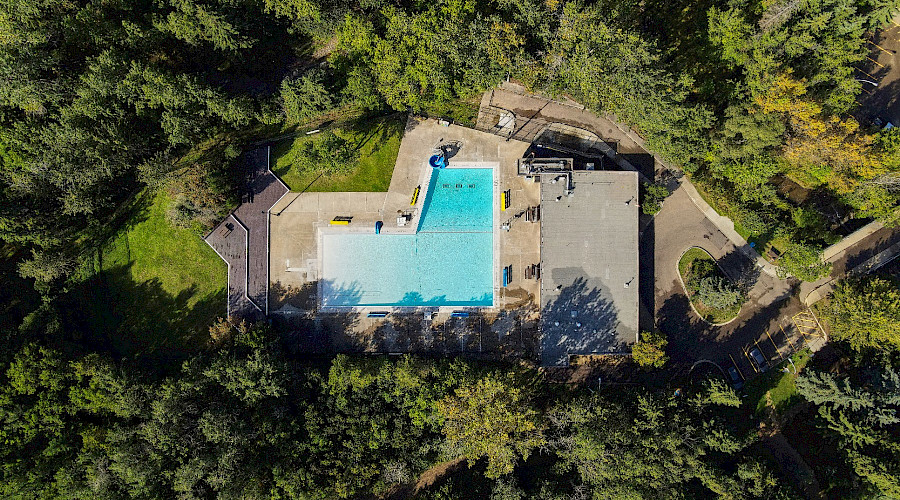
xmin=646 ymin=182 xmax=797 ymax=376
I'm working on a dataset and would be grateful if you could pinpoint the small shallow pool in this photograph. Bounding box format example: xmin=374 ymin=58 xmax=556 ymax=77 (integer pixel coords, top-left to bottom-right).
xmin=320 ymin=167 xmax=493 ymax=307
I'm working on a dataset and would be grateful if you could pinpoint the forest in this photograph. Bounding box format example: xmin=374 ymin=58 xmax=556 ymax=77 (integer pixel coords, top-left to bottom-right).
xmin=1 ymin=0 xmax=900 ymax=497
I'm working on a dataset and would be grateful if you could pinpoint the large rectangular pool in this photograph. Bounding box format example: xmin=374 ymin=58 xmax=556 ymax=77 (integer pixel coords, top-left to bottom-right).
xmin=320 ymin=167 xmax=493 ymax=307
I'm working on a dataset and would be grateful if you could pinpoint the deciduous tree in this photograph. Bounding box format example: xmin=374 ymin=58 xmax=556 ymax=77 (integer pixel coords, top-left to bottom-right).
xmin=821 ymin=276 xmax=900 ymax=352
xmin=776 ymin=241 xmax=831 ymax=281
xmin=633 ymin=330 xmax=668 ymax=368
xmin=438 ymin=374 xmax=544 ymax=478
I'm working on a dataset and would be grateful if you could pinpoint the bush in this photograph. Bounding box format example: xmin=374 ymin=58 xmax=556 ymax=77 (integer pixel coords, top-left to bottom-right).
xmin=641 ymin=182 xmax=670 ymax=215
xmin=633 ymin=330 xmax=668 ymax=368
xmin=732 ymin=206 xmax=773 ymax=237
xmin=294 ymin=131 xmax=358 ymax=176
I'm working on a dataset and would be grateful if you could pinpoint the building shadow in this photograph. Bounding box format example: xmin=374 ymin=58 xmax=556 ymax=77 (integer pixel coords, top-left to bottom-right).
xmin=621 ymin=153 xmax=655 ymax=180
xmin=540 ymin=277 xmax=625 ymax=366
xmin=639 ymin=217 xmax=656 ymax=331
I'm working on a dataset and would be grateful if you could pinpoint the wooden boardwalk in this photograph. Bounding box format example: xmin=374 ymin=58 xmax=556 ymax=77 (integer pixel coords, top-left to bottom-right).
xmin=205 ymin=147 xmax=289 ymax=320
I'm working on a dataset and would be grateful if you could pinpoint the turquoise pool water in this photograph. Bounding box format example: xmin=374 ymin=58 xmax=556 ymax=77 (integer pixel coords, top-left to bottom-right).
xmin=321 ymin=168 xmax=493 ymax=307
xmin=418 ymin=168 xmax=492 ymax=232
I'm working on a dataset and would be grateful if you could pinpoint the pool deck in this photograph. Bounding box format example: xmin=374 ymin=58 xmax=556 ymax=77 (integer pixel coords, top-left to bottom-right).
xmin=268 ymin=116 xmax=537 ymax=317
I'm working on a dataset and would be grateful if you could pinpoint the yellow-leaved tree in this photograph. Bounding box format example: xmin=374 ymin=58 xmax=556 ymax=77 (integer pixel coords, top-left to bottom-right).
xmin=437 ymin=374 xmax=545 ymax=478
xmin=755 ymin=73 xmax=886 ymax=192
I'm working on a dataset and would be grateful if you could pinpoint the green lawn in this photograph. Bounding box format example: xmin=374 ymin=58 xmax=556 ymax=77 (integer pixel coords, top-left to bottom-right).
xmin=81 ymin=190 xmax=226 ymax=359
xmin=678 ymin=247 xmax=742 ymax=324
xmin=745 ymin=348 xmax=812 ymax=415
xmin=678 ymin=247 xmax=711 ymax=276
xmin=271 ymin=115 xmax=404 ymax=192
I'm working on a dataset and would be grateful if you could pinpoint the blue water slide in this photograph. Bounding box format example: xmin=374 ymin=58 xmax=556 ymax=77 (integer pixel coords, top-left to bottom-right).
xmin=429 ymin=154 xmax=446 ymax=169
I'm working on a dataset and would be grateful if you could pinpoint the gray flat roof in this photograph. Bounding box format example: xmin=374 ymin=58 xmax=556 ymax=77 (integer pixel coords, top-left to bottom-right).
xmin=539 ymin=170 xmax=639 ymax=366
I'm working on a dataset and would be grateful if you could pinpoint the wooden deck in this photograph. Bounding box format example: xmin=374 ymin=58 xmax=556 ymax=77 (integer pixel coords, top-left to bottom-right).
xmin=205 ymin=147 xmax=289 ymax=320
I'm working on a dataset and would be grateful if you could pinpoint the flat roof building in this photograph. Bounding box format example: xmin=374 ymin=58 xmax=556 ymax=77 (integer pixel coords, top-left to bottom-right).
xmin=534 ymin=168 xmax=639 ymax=366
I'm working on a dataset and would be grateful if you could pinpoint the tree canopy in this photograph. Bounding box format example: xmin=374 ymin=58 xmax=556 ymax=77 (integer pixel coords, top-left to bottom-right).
xmin=821 ymin=276 xmax=900 ymax=352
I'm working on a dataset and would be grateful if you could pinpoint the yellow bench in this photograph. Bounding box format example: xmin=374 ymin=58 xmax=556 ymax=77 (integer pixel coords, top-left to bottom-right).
xmin=500 ymin=191 xmax=507 ymax=211
xmin=330 ymin=219 xmax=350 ymax=225
xmin=410 ymin=186 xmax=421 ymax=206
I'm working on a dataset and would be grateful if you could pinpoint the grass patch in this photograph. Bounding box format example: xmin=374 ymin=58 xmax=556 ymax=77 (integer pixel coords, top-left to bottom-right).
xmin=271 ymin=115 xmax=404 ymax=192
xmin=426 ymin=95 xmax=481 ymax=127
xmin=678 ymin=247 xmax=742 ymax=323
xmin=745 ymin=348 xmax=812 ymax=415
xmin=678 ymin=247 xmax=710 ymax=276
xmin=77 ymin=190 xmax=225 ymax=361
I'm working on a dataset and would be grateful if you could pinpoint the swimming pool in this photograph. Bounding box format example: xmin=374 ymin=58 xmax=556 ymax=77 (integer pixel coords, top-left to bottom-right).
xmin=320 ymin=167 xmax=493 ymax=307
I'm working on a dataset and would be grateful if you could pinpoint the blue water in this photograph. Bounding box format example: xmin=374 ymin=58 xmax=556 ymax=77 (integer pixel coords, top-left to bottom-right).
xmin=418 ymin=169 xmax=492 ymax=232
xmin=321 ymin=168 xmax=493 ymax=307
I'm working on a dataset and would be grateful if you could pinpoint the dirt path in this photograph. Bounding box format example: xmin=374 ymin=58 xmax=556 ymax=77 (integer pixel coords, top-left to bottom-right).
xmin=761 ymin=430 xmax=823 ymax=499
xmin=760 ymin=397 xmax=823 ymax=499
xmin=382 ymin=457 xmax=466 ymax=499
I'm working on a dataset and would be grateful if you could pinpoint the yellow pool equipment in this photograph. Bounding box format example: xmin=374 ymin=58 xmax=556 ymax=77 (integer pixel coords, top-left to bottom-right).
xmin=410 ymin=185 xmax=421 ymax=206
xmin=500 ymin=191 xmax=507 ymax=211
xmin=330 ymin=218 xmax=350 ymax=225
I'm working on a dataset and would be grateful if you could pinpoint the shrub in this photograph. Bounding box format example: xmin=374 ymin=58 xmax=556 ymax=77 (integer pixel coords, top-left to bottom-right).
xmin=776 ymin=241 xmax=831 ymax=281
xmin=732 ymin=206 xmax=772 ymax=237
xmin=641 ymin=182 xmax=670 ymax=215
xmin=633 ymin=330 xmax=668 ymax=368
xmin=294 ymin=131 xmax=358 ymax=176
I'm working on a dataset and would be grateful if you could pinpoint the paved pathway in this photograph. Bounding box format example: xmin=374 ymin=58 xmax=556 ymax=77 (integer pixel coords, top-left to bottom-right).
xmin=648 ymin=182 xmax=798 ymax=375
xmin=479 ymin=86 xmax=800 ymax=377
xmin=205 ymin=147 xmax=289 ymax=320
xmin=800 ymin=224 xmax=900 ymax=304
xmin=483 ymin=84 xmax=779 ymax=278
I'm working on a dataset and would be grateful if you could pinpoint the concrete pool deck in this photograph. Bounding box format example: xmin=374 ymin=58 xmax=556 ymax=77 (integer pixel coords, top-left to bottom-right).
xmin=268 ymin=116 xmax=537 ymax=316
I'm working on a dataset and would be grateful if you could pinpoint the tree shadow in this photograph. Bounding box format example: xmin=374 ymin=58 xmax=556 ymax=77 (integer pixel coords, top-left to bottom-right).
xmin=269 ymin=280 xmax=316 ymax=311
xmin=382 ymin=312 xmax=426 ymax=352
xmin=348 ymin=113 xmax=405 ymax=153
xmin=658 ymin=286 xmax=800 ymax=373
xmin=540 ymin=277 xmax=627 ymax=366
xmin=88 ymin=190 xmax=154 ymax=256
xmin=488 ymin=308 xmax=541 ymax=360
xmin=655 ymin=293 xmax=713 ymax=368
xmin=60 ymin=261 xmax=225 ymax=373
xmin=841 ymin=229 xmax=900 ymax=274
xmin=717 ymin=248 xmax=762 ymax=292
